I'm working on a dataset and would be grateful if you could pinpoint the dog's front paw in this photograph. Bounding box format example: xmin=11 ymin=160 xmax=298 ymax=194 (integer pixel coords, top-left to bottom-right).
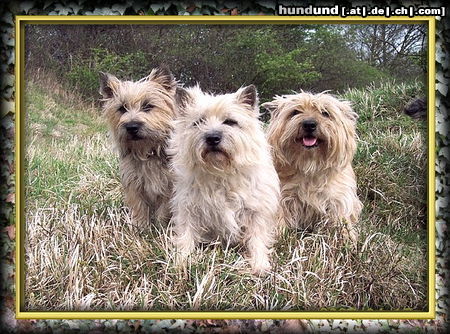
xmin=249 ymin=256 xmax=272 ymax=276
xmin=347 ymin=227 xmax=358 ymax=245
xmin=174 ymin=245 xmax=192 ymax=266
xmin=341 ymin=221 xmax=358 ymax=247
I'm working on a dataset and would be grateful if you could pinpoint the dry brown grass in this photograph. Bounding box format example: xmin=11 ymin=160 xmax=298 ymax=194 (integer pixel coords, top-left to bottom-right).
xmin=25 ymin=204 xmax=426 ymax=311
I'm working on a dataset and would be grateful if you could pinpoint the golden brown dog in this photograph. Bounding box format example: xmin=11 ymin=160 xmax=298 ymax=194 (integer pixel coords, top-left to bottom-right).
xmin=263 ymin=92 xmax=362 ymax=242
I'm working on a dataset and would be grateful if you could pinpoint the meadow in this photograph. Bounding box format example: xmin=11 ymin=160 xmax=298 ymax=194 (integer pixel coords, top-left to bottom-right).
xmin=23 ymin=73 xmax=428 ymax=312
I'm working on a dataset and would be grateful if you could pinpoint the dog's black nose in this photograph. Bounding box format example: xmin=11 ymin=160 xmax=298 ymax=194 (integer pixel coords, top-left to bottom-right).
xmin=205 ymin=131 xmax=222 ymax=146
xmin=302 ymin=119 xmax=317 ymax=132
xmin=125 ymin=122 xmax=142 ymax=135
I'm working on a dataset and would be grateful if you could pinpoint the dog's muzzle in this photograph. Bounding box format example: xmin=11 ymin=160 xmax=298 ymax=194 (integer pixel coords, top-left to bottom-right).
xmin=302 ymin=119 xmax=317 ymax=133
xmin=300 ymin=119 xmax=319 ymax=148
xmin=124 ymin=121 xmax=143 ymax=140
xmin=205 ymin=131 xmax=222 ymax=147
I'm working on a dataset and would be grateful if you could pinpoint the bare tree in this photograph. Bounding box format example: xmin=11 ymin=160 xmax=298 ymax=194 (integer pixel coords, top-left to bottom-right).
xmin=345 ymin=24 xmax=426 ymax=76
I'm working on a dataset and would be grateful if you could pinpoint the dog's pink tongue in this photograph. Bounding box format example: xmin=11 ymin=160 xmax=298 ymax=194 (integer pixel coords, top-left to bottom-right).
xmin=303 ymin=137 xmax=317 ymax=147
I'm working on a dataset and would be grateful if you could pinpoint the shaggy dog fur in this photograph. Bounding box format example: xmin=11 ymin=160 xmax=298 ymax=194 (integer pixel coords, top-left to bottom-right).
xmin=100 ymin=67 xmax=177 ymax=227
xmin=169 ymin=85 xmax=280 ymax=274
xmin=263 ymin=92 xmax=362 ymax=242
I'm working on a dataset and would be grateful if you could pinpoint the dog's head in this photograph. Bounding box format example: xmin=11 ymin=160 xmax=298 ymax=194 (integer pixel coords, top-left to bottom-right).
xmin=171 ymin=85 xmax=267 ymax=174
xmin=263 ymin=92 xmax=358 ymax=173
xmin=100 ymin=66 xmax=177 ymax=155
xmin=404 ymin=97 xmax=426 ymax=119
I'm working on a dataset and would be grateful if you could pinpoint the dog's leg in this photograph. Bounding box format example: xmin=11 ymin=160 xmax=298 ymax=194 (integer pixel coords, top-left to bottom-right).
xmin=172 ymin=213 xmax=197 ymax=267
xmin=347 ymin=197 xmax=363 ymax=244
xmin=278 ymin=194 xmax=303 ymax=230
xmin=245 ymin=213 xmax=274 ymax=275
xmin=155 ymin=197 xmax=171 ymax=225
xmin=334 ymin=190 xmax=361 ymax=245
xmin=124 ymin=187 xmax=150 ymax=228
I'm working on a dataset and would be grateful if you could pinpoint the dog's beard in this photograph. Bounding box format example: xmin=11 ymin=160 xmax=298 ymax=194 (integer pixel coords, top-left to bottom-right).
xmin=119 ymin=126 xmax=166 ymax=143
xmin=116 ymin=127 xmax=168 ymax=159
xmin=200 ymin=146 xmax=231 ymax=171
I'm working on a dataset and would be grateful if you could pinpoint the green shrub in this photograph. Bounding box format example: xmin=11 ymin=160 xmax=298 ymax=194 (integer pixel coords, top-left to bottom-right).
xmin=225 ymin=28 xmax=321 ymax=98
xmin=256 ymin=48 xmax=321 ymax=96
xmin=66 ymin=48 xmax=149 ymax=101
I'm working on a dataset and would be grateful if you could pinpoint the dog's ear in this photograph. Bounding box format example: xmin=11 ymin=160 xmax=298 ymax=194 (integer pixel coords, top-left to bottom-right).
xmin=148 ymin=65 xmax=177 ymax=92
xmin=99 ymin=72 xmax=120 ymax=99
xmin=236 ymin=85 xmax=259 ymax=109
xmin=261 ymin=100 xmax=280 ymax=119
xmin=339 ymin=100 xmax=358 ymax=123
xmin=174 ymin=86 xmax=192 ymax=116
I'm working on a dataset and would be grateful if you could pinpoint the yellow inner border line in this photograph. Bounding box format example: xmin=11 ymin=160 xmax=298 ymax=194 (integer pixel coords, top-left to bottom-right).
xmin=16 ymin=15 xmax=432 ymax=24
xmin=17 ymin=311 xmax=435 ymax=320
xmin=15 ymin=15 xmax=436 ymax=320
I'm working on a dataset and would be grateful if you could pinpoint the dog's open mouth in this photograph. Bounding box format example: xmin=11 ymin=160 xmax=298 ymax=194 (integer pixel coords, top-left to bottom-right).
xmin=299 ymin=136 xmax=320 ymax=148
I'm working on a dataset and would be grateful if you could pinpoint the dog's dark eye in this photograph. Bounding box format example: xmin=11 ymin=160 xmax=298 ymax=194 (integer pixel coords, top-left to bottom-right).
xmin=290 ymin=110 xmax=302 ymax=117
xmin=321 ymin=110 xmax=330 ymax=118
xmin=223 ymin=119 xmax=238 ymax=126
xmin=193 ymin=117 xmax=205 ymax=127
xmin=142 ymin=102 xmax=154 ymax=112
xmin=118 ymin=105 xmax=127 ymax=114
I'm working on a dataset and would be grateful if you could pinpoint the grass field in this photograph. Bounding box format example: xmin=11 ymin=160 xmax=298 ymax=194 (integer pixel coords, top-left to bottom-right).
xmin=23 ymin=77 xmax=428 ymax=311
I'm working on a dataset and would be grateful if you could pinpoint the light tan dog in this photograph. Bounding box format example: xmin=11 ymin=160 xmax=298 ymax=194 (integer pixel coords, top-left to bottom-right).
xmin=263 ymin=92 xmax=362 ymax=242
xmin=169 ymin=85 xmax=280 ymax=274
xmin=100 ymin=67 xmax=177 ymax=227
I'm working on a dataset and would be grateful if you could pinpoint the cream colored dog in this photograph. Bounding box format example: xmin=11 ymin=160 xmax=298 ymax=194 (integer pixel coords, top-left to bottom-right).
xmin=263 ymin=92 xmax=362 ymax=242
xmin=169 ymin=85 xmax=280 ymax=274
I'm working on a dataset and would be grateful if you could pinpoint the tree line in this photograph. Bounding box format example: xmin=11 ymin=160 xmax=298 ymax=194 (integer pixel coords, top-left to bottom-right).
xmin=25 ymin=24 xmax=426 ymax=103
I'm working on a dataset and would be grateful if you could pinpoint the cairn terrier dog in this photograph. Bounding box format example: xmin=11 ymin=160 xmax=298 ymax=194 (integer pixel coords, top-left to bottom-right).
xmin=263 ymin=92 xmax=362 ymax=242
xmin=100 ymin=66 xmax=177 ymax=227
xmin=169 ymin=85 xmax=280 ymax=274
